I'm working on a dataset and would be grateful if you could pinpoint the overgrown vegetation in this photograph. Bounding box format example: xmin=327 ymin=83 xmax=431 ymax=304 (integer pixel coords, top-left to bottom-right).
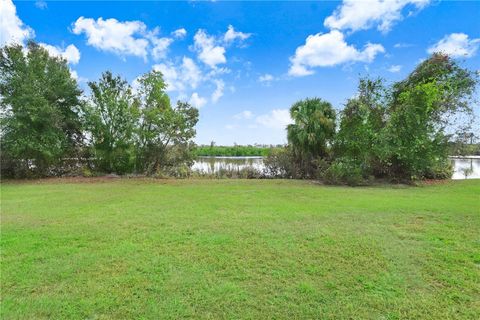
xmin=1 ymin=42 xmax=198 ymax=178
xmin=266 ymin=53 xmax=478 ymax=184
xmin=1 ymin=41 xmax=477 ymax=183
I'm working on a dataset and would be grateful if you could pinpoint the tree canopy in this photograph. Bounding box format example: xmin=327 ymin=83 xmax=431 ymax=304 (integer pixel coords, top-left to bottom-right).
xmin=1 ymin=42 xmax=83 ymax=177
xmin=1 ymin=41 xmax=199 ymax=178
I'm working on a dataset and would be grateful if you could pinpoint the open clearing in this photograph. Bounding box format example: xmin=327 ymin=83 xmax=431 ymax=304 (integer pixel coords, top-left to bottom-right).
xmin=1 ymin=179 xmax=479 ymax=319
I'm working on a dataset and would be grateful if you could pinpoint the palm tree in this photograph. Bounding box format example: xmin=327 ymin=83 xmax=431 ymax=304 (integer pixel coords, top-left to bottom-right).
xmin=287 ymin=98 xmax=336 ymax=159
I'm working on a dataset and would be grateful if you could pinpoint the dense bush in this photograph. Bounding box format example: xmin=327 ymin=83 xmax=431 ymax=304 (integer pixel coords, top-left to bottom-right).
xmin=334 ymin=78 xmax=387 ymax=178
xmin=193 ymin=167 xmax=264 ymax=179
xmin=263 ymin=147 xmax=295 ymax=178
xmin=323 ymin=158 xmax=370 ymax=186
xmin=381 ymin=54 xmax=476 ymax=181
xmin=329 ymin=53 xmax=477 ymax=184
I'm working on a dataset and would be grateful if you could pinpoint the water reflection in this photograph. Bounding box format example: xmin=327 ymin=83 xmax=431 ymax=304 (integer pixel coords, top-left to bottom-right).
xmin=450 ymin=157 xmax=480 ymax=180
xmin=192 ymin=156 xmax=264 ymax=174
xmin=192 ymin=156 xmax=480 ymax=179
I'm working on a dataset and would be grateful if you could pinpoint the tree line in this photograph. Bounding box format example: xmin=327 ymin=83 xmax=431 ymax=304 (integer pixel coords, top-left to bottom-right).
xmin=195 ymin=144 xmax=278 ymax=157
xmin=1 ymin=42 xmax=477 ymax=183
xmin=265 ymin=53 xmax=478 ymax=184
xmin=1 ymin=42 xmax=198 ymax=178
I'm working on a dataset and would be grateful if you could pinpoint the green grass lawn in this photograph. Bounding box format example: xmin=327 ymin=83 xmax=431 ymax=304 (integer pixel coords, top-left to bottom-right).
xmin=1 ymin=179 xmax=479 ymax=319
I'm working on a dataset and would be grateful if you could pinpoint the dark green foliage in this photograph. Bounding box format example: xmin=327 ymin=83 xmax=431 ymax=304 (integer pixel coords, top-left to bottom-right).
xmin=334 ymin=78 xmax=387 ymax=177
xmin=287 ymin=98 xmax=336 ymax=158
xmin=287 ymin=98 xmax=336 ymax=178
xmin=323 ymin=158 xmax=368 ymax=186
xmin=0 ymin=42 xmax=83 ymax=177
xmin=84 ymin=71 xmax=139 ymax=174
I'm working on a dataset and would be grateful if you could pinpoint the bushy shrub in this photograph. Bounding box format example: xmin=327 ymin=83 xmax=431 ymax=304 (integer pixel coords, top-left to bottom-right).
xmin=82 ymin=167 xmax=95 ymax=178
xmin=324 ymin=159 xmax=369 ymax=186
xmin=238 ymin=167 xmax=264 ymax=179
xmin=190 ymin=166 xmax=263 ymax=179
xmin=156 ymin=163 xmax=192 ymax=179
xmin=263 ymin=147 xmax=295 ymax=178
xmin=424 ymin=159 xmax=453 ymax=179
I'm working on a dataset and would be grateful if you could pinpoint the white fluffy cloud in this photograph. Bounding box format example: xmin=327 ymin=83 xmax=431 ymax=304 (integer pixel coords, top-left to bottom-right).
xmin=172 ymin=28 xmax=187 ymax=39
xmin=288 ymin=30 xmax=384 ymax=76
xmin=211 ymin=79 xmax=225 ymax=103
xmin=154 ymin=56 xmax=202 ymax=92
xmin=193 ymin=29 xmax=226 ymax=68
xmin=224 ymin=25 xmax=251 ymax=45
xmin=149 ymin=35 xmax=173 ymax=60
xmin=0 ymin=1 xmax=80 ymax=65
xmin=181 ymin=57 xmax=202 ymax=88
xmin=387 ymin=64 xmax=402 ymax=73
xmin=153 ymin=55 xmax=227 ymax=105
xmin=427 ymin=33 xmax=480 ymax=58
xmin=72 ymin=17 xmax=150 ymax=59
xmin=40 ymin=43 xmax=81 ymax=64
xmin=234 ymin=110 xmax=254 ymax=120
xmin=0 ymin=0 xmax=34 ymax=46
xmin=71 ymin=17 xmax=186 ymax=61
xmin=324 ymin=0 xmax=430 ymax=33
xmin=189 ymin=92 xmax=207 ymax=108
xmin=256 ymin=109 xmax=293 ymax=129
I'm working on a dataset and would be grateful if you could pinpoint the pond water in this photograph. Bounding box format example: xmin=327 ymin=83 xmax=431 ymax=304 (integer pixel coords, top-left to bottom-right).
xmin=450 ymin=156 xmax=480 ymax=180
xmin=192 ymin=156 xmax=265 ymax=174
xmin=192 ymin=156 xmax=480 ymax=180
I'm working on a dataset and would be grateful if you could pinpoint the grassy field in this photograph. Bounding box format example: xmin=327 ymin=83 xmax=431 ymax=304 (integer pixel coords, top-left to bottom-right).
xmin=1 ymin=179 xmax=479 ymax=319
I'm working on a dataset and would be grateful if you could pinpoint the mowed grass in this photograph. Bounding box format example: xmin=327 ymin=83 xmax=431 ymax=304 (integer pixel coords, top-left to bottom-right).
xmin=1 ymin=179 xmax=479 ymax=319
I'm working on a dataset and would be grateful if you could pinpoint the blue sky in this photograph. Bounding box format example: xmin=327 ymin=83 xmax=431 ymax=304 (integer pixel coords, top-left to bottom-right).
xmin=2 ymin=0 xmax=480 ymax=145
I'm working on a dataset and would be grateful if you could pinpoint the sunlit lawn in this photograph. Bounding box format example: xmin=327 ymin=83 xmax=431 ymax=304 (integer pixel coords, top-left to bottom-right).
xmin=1 ymin=179 xmax=479 ymax=319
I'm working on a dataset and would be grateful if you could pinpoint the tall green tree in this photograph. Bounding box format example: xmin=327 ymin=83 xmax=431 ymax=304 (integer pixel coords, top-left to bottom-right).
xmin=136 ymin=71 xmax=199 ymax=174
xmin=384 ymin=53 xmax=478 ymax=180
xmin=334 ymin=78 xmax=388 ymax=176
xmin=84 ymin=71 xmax=139 ymax=174
xmin=0 ymin=41 xmax=83 ymax=177
xmin=287 ymin=98 xmax=336 ymax=177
